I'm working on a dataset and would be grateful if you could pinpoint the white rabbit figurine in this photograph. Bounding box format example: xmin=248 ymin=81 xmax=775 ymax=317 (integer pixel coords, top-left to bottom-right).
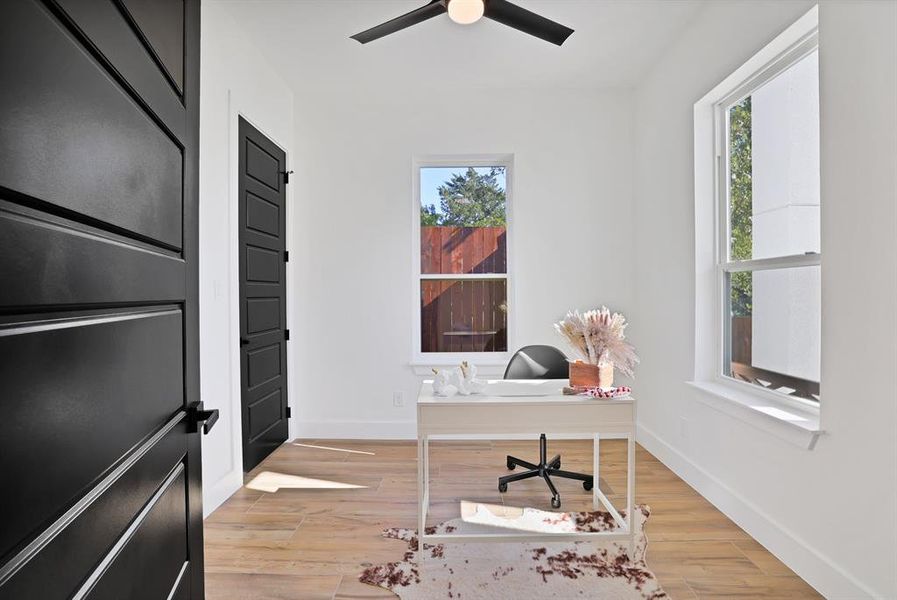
xmin=448 ymin=366 xmax=470 ymax=395
xmin=458 ymin=361 xmax=487 ymax=394
xmin=431 ymin=369 xmax=458 ymax=397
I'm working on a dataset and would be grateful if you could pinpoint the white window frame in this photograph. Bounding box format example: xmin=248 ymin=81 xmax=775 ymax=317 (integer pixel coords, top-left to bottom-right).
xmin=410 ymin=154 xmax=516 ymax=371
xmin=691 ymin=7 xmax=822 ymax=449
xmin=714 ymin=31 xmax=821 ymax=412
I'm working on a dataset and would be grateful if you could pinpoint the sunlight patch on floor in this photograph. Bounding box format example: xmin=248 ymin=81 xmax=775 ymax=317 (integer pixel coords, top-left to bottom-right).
xmin=292 ymin=442 xmax=376 ymax=456
xmin=460 ymin=500 xmax=581 ymax=534
xmin=246 ymin=471 xmax=367 ymax=493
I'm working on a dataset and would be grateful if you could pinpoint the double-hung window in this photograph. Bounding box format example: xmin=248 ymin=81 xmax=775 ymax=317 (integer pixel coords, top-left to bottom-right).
xmin=412 ymin=156 xmax=513 ymax=364
xmin=716 ymin=38 xmax=820 ymax=404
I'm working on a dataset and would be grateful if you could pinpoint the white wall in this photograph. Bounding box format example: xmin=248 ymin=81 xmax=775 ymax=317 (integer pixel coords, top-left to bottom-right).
xmin=289 ymin=87 xmax=635 ymax=439
xmin=199 ymin=3 xmax=295 ymax=516
xmin=633 ymin=1 xmax=897 ymax=598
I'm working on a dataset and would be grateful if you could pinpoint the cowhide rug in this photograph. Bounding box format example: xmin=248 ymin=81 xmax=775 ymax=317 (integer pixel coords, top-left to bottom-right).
xmin=360 ymin=504 xmax=667 ymax=599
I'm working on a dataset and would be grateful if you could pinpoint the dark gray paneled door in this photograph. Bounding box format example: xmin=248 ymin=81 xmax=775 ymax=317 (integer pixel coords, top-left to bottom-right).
xmin=0 ymin=1 xmax=209 ymax=599
xmin=238 ymin=117 xmax=290 ymax=472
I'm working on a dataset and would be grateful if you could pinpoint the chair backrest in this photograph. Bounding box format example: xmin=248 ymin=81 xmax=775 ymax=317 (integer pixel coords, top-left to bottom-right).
xmin=503 ymin=345 xmax=569 ymax=380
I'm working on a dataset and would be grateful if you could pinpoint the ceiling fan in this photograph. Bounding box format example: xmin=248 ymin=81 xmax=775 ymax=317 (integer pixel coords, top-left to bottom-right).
xmin=351 ymin=0 xmax=574 ymax=46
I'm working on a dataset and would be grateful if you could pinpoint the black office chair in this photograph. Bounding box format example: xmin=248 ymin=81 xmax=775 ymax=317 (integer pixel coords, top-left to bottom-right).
xmin=498 ymin=345 xmax=594 ymax=509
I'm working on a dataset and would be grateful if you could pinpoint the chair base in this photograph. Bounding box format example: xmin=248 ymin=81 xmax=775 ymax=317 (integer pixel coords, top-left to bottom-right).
xmin=498 ymin=433 xmax=593 ymax=509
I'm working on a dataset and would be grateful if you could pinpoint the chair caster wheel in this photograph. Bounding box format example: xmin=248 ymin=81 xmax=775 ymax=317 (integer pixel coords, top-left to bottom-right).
xmin=506 ymin=458 xmax=515 ymax=470
xmin=551 ymin=496 xmax=561 ymax=509
xmin=583 ymin=479 xmax=594 ymax=491
xmin=498 ymin=482 xmax=508 ymax=493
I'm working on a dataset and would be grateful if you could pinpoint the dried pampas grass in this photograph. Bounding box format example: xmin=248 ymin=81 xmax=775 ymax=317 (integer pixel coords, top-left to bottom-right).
xmin=554 ymin=307 xmax=640 ymax=378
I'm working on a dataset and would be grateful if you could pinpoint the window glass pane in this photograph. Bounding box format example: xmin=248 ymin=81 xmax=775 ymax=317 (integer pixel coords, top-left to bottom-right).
xmin=420 ymin=167 xmax=507 ymax=274
xmin=420 ymin=279 xmax=507 ymax=353
xmin=725 ymin=265 xmax=820 ymax=402
xmin=728 ymin=50 xmax=820 ymax=261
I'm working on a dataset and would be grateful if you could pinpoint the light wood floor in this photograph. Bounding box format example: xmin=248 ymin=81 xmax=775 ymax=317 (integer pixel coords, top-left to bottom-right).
xmin=204 ymin=439 xmax=821 ymax=599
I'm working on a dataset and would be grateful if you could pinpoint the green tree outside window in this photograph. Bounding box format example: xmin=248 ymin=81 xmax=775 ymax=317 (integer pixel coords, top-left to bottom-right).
xmin=420 ymin=167 xmax=506 ymax=227
xmin=729 ymin=97 xmax=752 ymax=316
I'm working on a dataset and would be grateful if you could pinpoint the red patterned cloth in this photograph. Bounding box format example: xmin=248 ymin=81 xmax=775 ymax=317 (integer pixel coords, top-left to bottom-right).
xmin=563 ymin=386 xmax=632 ymax=398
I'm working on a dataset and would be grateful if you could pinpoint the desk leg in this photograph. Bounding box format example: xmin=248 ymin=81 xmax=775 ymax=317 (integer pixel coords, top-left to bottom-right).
xmin=423 ymin=436 xmax=430 ymax=532
xmin=592 ymin=433 xmax=600 ymax=511
xmin=627 ymin=432 xmax=636 ymax=560
xmin=417 ymin=434 xmax=426 ymax=563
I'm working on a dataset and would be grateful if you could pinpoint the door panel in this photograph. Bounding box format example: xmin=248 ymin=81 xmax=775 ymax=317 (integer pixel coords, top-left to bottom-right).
xmin=83 ymin=468 xmax=189 ymax=600
xmin=0 ymin=0 xmax=183 ymax=249
xmin=248 ymin=390 xmax=283 ymax=440
xmin=118 ymin=0 xmax=185 ymax=93
xmin=0 ymin=203 xmax=185 ymax=308
xmin=0 ymin=0 xmax=204 ymax=597
xmin=246 ymin=245 xmax=281 ymax=282
xmin=0 ymin=421 xmax=187 ymax=598
xmin=246 ymin=192 xmax=280 ymax=237
xmin=53 ymin=0 xmax=187 ymax=138
xmin=239 ymin=118 xmax=289 ymax=471
xmin=245 ymin=140 xmax=282 ymax=191
xmin=247 ymin=343 xmax=282 ymax=389
xmin=246 ymin=297 xmax=281 ymax=334
xmin=0 ymin=307 xmax=184 ymax=561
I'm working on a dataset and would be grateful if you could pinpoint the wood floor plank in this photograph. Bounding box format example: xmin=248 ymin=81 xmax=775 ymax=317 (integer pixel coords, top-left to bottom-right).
xmin=204 ymin=511 xmax=305 ymax=542
xmin=733 ymin=539 xmax=797 ymax=576
xmin=204 ymin=439 xmax=821 ymax=599
xmin=205 ymin=572 xmax=340 ymax=600
xmin=685 ymin=574 xmax=823 ymax=599
xmin=334 ymin=577 xmax=401 ymax=599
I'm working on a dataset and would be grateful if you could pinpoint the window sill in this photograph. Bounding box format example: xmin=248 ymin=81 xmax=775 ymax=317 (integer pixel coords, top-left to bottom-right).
xmin=686 ymin=380 xmax=822 ymax=450
xmin=410 ymin=356 xmax=509 ymax=377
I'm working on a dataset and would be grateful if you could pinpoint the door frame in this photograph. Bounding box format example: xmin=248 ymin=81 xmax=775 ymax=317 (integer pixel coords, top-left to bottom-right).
xmin=210 ymin=98 xmax=293 ymax=508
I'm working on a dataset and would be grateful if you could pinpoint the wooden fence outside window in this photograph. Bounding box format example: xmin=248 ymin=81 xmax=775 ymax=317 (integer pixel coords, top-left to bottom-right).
xmin=420 ymin=226 xmax=507 ymax=353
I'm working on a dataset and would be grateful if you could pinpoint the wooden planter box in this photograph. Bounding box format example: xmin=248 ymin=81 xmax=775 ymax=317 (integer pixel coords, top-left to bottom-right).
xmin=569 ymin=360 xmax=614 ymax=389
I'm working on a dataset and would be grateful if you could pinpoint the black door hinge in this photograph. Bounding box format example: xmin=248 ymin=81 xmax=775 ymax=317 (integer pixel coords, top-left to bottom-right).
xmin=285 ymin=406 xmax=292 ymax=419
xmin=284 ymin=250 xmax=289 ymax=262
xmin=285 ymin=329 xmax=290 ymax=341
xmin=282 ymin=170 xmax=294 ymax=184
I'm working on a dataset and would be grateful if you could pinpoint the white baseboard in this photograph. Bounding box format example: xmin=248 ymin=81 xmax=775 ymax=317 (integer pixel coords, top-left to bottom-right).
xmin=296 ymin=420 xmax=418 ymax=439
xmin=295 ymin=420 xmax=629 ymax=442
xmin=636 ymin=423 xmax=877 ymax=599
xmin=202 ymin=469 xmax=243 ymax=519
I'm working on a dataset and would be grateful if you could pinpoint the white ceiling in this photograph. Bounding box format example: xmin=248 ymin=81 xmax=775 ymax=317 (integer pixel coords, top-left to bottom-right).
xmin=215 ymin=0 xmax=704 ymax=92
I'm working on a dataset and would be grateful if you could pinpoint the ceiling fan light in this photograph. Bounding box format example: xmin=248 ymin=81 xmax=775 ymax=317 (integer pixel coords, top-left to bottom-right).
xmin=447 ymin=0 xmax=485 ymax=25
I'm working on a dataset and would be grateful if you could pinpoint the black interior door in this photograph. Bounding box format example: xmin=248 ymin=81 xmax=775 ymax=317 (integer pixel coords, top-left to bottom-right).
xmin=238 ymin=117 xmax=290 ymax=472
xmin=0 ymin=1 xmax=208 ymax=598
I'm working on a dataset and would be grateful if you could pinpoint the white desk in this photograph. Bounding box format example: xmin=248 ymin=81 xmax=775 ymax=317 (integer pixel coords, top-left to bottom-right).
xmin=417 ymin=379 xmax=637 ymax=553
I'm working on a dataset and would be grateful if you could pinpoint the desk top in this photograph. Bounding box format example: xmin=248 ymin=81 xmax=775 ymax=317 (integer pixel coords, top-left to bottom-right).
xmin=417 ymin=379 xmax=635 ymax=406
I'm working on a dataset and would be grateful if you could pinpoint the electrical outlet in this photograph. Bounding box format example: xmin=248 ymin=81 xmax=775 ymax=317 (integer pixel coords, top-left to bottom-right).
xmin=393 ymin=391 xmax=404 ymax=407
xmin=679 ymin=416 xmax=690 ymax=440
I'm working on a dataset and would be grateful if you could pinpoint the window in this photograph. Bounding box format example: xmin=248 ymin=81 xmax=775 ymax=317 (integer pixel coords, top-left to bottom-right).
xmin=717 ymin=43 xmax=820 ymax=404
xmin=413 ymin=156 xmax=513 ymax=362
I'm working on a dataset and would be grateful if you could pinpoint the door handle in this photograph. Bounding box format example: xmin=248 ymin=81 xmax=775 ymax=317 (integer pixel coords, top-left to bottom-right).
xmin=187 ymin=401 xmax=219 ymax=435
xmin=240 ymin=337 xmax=250 ymax=346
xmin=198 ymin=408 xmax=219 ymax=434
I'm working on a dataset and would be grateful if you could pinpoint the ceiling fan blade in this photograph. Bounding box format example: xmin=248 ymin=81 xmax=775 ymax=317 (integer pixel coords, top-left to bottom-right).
xmin=351 ymin=0 xmax=447 ymax=44
xmin=484 ymin=0 xmax=573 ymax=46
